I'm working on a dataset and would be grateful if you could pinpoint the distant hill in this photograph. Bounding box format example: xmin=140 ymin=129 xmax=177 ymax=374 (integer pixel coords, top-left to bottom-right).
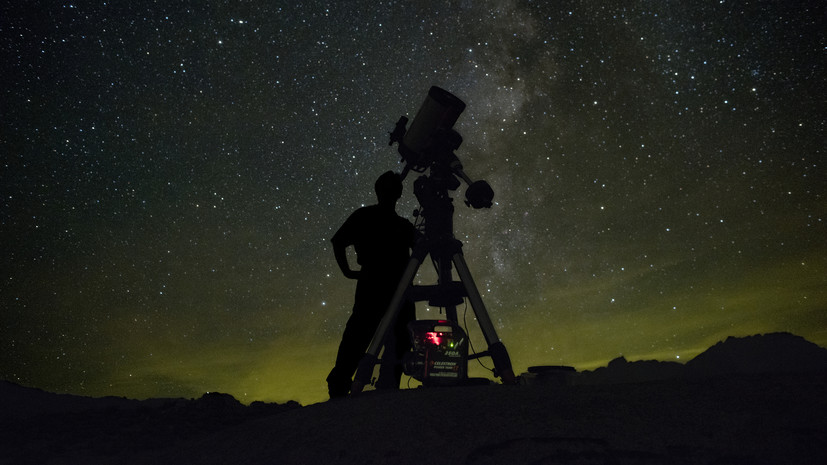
xmin=0 ymin=382 xmax=145 ymax=420
xmin=686 ymin=332 xmax=827 ymax=377
xmin=0 ymin=381 xmax=300 ymax=421
xmin=577 ymin=332 xmax=827 ymax=385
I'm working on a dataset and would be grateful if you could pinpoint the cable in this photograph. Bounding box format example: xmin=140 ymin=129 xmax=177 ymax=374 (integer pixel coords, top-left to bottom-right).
xmin=462 ymin=299 xmax=493 ymax=372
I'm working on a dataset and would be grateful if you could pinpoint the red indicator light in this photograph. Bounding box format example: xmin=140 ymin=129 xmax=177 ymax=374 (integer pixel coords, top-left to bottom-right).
xmin=425 ymin=332 xmax=442 ymax=346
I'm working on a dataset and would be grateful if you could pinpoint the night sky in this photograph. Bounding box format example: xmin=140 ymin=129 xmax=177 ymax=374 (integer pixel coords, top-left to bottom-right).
xmin=2 ymin=1 xmax=824 ymax=405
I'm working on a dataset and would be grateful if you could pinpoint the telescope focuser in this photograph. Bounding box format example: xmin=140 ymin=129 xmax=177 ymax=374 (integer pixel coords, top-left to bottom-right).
xmin=465 ymin=180 xmax=494 ymax=209
xmin=389 ymin=116 xmax=408 ymax=146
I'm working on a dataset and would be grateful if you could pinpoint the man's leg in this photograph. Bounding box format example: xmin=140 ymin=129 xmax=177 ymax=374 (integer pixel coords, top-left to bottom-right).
xmin=327 ymin=312 xmax=372 ymax=397
xmin=375 ymin=298 xmax=415 ymax=389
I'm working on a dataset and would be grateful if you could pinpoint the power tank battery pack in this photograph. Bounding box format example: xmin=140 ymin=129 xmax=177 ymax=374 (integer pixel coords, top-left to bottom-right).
xmin=403 ymin=320 xmax=468 ymax=385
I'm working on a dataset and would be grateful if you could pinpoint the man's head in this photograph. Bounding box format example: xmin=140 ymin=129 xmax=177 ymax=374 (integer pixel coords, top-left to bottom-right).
xmin=375 ymin=170 xmax=403 ymax=205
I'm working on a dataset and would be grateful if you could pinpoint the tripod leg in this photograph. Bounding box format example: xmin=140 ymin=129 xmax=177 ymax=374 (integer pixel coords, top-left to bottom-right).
xmin=351 ymin=252 xmax=424 ymax=394
xmin=436 ymin=255 xmax=459 ymax=322
xmin=452 ymin=252 xmax=517 ymax=384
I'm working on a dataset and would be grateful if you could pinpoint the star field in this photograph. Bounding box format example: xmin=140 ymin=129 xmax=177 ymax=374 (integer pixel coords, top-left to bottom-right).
xmin=1 ymin=1 xmax=824 ymax=404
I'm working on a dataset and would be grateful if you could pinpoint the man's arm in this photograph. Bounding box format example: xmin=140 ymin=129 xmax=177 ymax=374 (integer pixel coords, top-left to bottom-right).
xmin=333 ymin=242 xmax=360 ymax=280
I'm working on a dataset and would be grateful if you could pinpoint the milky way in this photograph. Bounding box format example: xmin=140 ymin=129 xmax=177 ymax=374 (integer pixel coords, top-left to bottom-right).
xmin=2 ymin=1 xmax=824 ymax=404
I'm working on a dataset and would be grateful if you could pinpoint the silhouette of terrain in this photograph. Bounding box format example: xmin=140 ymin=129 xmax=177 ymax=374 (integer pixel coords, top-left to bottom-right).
xmin=577 ymin=332 xmax=827 ymax=385
xmin=1 ymin=332 xmax=825 ymax=464
xmin=687 ymin=332 xmax=827 ymax=376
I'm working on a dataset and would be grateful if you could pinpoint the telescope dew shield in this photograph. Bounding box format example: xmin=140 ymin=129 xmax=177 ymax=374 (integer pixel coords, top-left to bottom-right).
xmin=399 ymin=86 xmax=466 ymax=166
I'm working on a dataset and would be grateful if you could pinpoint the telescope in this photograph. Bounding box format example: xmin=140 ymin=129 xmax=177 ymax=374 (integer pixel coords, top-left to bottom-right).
xmin=389 ymin=86 xmax=494 ymax=209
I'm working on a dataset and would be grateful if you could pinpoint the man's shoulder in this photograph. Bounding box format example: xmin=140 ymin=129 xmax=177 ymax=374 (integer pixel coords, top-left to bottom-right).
xmin=348 ymin=205 xmax=379 ymax=220
xmin=395 ymin=214 xmax=414 ymax=228
xmin=344 ymin=205 xmax=413 ymax=229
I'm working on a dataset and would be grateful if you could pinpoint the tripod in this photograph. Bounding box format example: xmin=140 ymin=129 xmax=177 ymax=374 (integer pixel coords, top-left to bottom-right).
xmin=351 ymin=158 xmax=517 ymax=394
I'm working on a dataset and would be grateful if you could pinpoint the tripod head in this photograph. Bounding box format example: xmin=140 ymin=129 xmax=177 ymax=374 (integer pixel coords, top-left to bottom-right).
xmin=389 ymin=86 xmax=494 ymax=210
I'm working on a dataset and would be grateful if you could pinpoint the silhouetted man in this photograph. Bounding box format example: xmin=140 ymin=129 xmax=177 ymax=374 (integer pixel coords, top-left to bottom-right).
xmin=326 ymin=171 xmax=417 ymax=398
